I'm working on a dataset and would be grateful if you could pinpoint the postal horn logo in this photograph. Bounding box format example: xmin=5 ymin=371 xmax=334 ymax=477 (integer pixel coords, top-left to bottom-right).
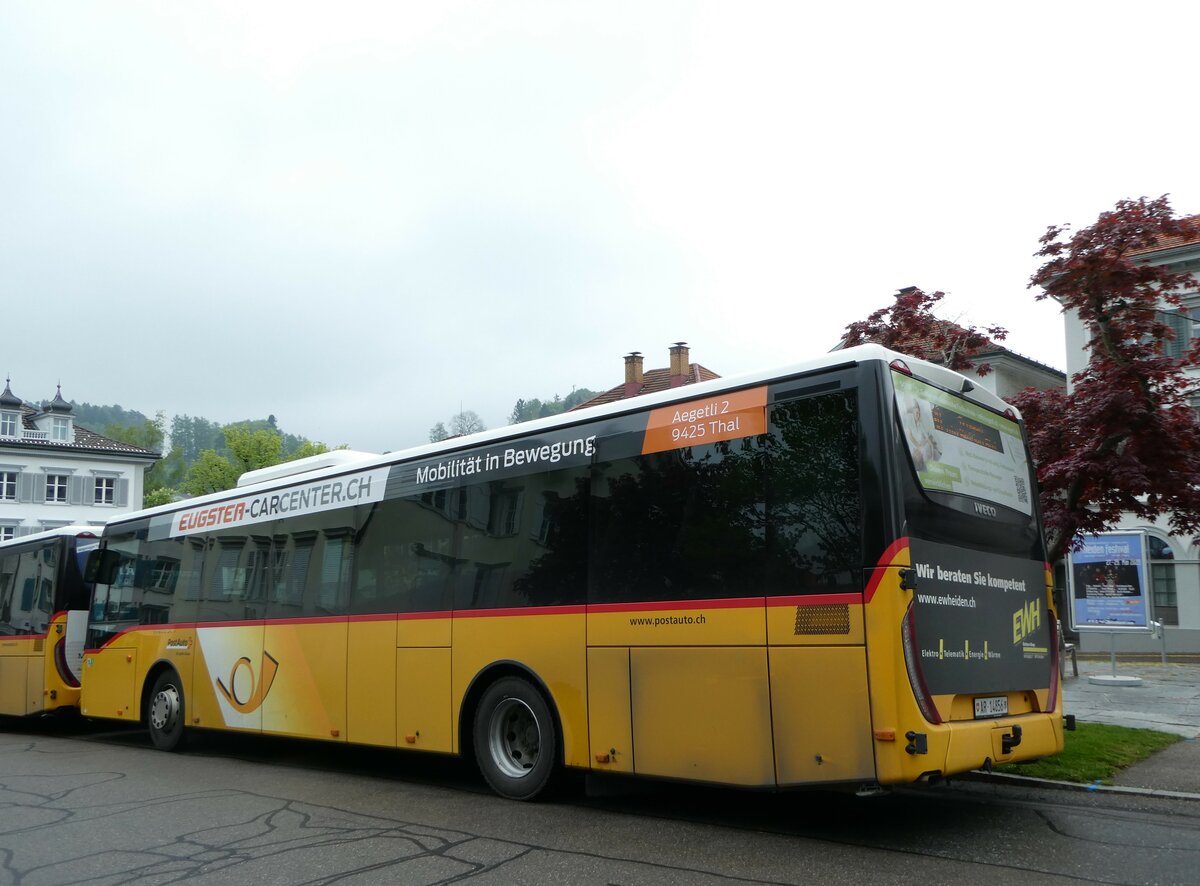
xmin=216 ymin=651 xmax=280 ymax=714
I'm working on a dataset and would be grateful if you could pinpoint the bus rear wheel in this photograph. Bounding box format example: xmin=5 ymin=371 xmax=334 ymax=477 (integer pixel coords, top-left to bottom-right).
xmin=473 ymin=676 xmax=558 ymax=800
xmin=147 ymin=671 xmax=187 ymax=752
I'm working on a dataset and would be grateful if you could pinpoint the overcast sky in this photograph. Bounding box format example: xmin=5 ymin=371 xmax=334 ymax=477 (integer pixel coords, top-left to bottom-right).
xmin=4 ymin=2 xmax=1198 ymax=453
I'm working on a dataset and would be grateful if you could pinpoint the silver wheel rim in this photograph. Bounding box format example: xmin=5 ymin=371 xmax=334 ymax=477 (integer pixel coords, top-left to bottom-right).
xmin=150 ymin=685 xmax=180 ymax=734
xmin=487 ymin=697 xmax=540 ymax=779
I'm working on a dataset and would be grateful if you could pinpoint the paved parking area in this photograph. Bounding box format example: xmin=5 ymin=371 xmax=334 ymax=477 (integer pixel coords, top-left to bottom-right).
xmin=1062 ymin=658 xmax=1200 ymax=738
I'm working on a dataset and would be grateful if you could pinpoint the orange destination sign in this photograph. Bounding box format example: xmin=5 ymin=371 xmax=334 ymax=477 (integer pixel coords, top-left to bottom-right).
xmin=642 ymin=386 xmax=768 ymax=455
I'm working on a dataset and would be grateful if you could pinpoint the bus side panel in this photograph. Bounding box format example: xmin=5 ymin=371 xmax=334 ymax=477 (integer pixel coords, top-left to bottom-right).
xmin=394 ymin=616 xmax=452 ymax=751
xmin=586 ymin=647 xmax=634 ymax=773
xmin=630 ymin=647 xmax=774 ymax=786
xmin=588 ymin=600 xmax=766 ymax=647
xmin=766 ymin=599 xmax=865 ymax=646
xmin=262 ymin=621 xmax=347 ymax=741
xmin=25 ymin=652 xmax=44 ymax=714
xmin=81 ymin=648 xmax=138 ymax=721
xmin=347 ymin=618 xmax=397 ymax=747
xmin=396 ymin=647 xmax=451 ymax=752
xmin=0 ymin=654 xmax=32 ymax=715
xmin=452 ymin=612 xmax=588 ymax=767
xmin=769 ymin=646 xmax=875 ymax=784
xmin=193 ymin=624 xmax=266 ymax=732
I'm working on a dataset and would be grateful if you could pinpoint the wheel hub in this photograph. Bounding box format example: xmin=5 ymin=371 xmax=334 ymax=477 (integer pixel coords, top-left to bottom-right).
xmin=488 ymin=697 xmax=540 ymax=778
xmin=150 ymin=685 xmax=180 ymax=733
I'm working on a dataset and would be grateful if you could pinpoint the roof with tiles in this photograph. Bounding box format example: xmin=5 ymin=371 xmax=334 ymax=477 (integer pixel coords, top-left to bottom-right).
xmin=571 ymin=344 xmax=721 ymax=411
xmin=8 ymin=405 xmax=160 ymax=459
xmin=1 ymin=381 xmax=159 ymax=460
xmin=1129 ymin=215 xmax=1200 ymax=255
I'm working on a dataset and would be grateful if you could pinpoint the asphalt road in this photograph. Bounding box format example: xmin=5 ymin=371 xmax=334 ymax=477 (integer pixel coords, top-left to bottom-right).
xmin=0 ymin=717 xmax=1197 ymax=885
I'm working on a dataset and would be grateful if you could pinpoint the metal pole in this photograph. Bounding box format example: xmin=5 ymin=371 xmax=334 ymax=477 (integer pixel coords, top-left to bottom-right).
xmin=1110 ymin=631 xmax=1118 ymax=677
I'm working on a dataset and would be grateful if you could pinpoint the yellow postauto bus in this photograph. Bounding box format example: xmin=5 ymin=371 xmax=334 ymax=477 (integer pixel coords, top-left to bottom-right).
xmin=0 ymin=526 xmax=98 ymax=716
xmin=81 ymin=345 xmax=1064 ymax=798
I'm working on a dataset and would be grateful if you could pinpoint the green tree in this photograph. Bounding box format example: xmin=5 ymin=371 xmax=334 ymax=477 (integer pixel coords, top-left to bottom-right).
xmin=182 ymin=426 xmax=334 ymax=496
xmin=182 ymin=450 xmax=240 ymax=496
xmin=509 ymin=388 xmax=598 ymax=423
xmin=429 ymin=421 xmax=449 ymax=442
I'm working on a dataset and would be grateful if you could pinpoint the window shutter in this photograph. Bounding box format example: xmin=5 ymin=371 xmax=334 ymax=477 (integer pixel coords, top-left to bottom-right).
xmin=17 ymin=474 xmax=35 ymax=503
xmin=116 ymin=479 xmax=129 ymax=507
xmin=68 ymin=476 xmax=85 ymax=505
xmin=1158 ymin=310 xmax=1192 ymax=359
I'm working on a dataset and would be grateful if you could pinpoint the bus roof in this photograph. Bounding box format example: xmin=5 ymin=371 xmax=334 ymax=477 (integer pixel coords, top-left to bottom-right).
xmin=0 ymin=525 xmax=101 ymax=549
xmin=104 ymin=344 xmax=1018 ymax=529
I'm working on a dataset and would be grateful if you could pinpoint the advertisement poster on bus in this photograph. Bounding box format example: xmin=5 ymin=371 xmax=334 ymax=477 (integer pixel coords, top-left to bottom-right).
xmin=1068 ymin=532 xmax=1152 ymax=632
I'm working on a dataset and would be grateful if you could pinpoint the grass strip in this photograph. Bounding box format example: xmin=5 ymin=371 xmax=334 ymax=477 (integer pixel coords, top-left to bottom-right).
xmin=992 ymin=722 xmax=1182 ymax=784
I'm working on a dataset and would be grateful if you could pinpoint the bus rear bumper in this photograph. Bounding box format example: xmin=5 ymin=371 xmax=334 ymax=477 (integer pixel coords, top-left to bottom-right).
xmin=941 ymin=713 xmax=1064 ymax=774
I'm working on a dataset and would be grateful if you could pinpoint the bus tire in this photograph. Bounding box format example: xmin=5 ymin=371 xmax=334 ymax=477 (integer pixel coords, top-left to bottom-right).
xmin=147 ymin=670 xmax=187 ymax=752
xmin=473 ymin=676 xmax=558 ymax=801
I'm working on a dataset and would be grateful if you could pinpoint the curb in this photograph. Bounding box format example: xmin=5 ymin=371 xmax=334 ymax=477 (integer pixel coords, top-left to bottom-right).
xmin=959 ymin=769 xmax=1200 ymax=802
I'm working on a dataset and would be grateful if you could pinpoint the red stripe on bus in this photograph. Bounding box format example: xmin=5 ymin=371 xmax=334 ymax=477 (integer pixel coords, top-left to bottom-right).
xmin=454 ymin=604 xmax=588 ymax=619
xmin=768 ymin=592 xmax=862 ymax=607
xmin=863 ymin=536 xmax=910 ymax=604
xmin=587 ymin=597 xmax=765 ymax=615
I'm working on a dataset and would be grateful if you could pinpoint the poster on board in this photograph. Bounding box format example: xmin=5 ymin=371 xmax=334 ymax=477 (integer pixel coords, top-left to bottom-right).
xmin=1068 ymin=532 xmax=1153 ymax=632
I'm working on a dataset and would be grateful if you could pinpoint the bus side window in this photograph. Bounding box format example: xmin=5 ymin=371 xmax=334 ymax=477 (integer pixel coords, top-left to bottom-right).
xmin=351 ymin=497 xmax=454 ymax=616
xmin=765 ymin=391 xmax=862 ymax=593
xmin=590 ymin=437 xmax=766 ymax=605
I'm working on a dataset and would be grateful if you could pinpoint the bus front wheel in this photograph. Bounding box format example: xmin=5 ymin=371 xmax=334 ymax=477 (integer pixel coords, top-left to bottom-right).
xmin=147 ymin=671 xmax=187 ymax=752
xmin=473 ymin=676 xmax=558 ymax=800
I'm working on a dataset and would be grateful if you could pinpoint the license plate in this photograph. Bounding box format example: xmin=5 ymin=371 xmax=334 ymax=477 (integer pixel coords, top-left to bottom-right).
xmin=974 ymin=695 xmax=1008 ymax=718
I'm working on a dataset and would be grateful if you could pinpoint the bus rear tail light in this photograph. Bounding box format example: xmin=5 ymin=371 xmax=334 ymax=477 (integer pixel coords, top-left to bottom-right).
xmin=900 ymin=601 xmax=941 ymax=725
xmin=1047 ymin=612 xmax=1061 ymax=713
xmin=53 ymin=637 xmax=81 ymax=689
xmin=889 ymin=359 xmax=913 ymax=376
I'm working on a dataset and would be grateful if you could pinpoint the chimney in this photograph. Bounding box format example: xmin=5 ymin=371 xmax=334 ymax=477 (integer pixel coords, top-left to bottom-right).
xmin=669 ymin=341 xmax=690 ymax=387
xmin=623 ymin=351 xmax=644 ymax=397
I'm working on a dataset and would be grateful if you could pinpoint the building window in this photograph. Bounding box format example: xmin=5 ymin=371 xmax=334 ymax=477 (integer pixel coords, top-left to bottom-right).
xmin=1160 ymin=296 xmax=1200 ymax=360
xmin=1147 ymin=534 xmax=1178 ymax=626
xmin=45 ymin=474 xmax=68 ymax=503
xmin=51 ymin=417 xmax=70 ymax=442
xmin=0 ymin=413 xmax=15 ymax=437
xmin=0 ymin=526 xmax=14 ymax=541
xmin=0 ymin=472 xmax=15 ymax=501
xmin=94 ymin=477 xmax=116 ymax=505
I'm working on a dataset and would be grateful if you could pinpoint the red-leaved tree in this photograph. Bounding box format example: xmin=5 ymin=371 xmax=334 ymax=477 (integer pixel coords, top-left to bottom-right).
xmin=1011 ymin=195 xmax=1200 ymax=564
xmin=842 ymin=286 xmax=1008 ymax=374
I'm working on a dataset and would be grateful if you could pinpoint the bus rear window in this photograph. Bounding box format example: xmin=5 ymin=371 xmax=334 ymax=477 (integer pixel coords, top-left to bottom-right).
xmin=893 ymin=371 xmax=1032 ymax=517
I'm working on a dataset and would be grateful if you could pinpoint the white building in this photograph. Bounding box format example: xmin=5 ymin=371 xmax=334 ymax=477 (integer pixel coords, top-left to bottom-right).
xmin=0 ymin=379 xmax=159 ymax=540
xmin=1060 ymin=228 xmax=1200 ymax=653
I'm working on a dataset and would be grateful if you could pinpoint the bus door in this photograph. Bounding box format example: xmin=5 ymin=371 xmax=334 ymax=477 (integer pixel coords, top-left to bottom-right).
xmin=762 ymin=381 xmax=876 ymax=786
xmin=587 ymin=395 xmax=774 ymax=787
xmin=193 ymin=534 xmax=267 ymax=734
xmin=261 ymin=519 xmax=354 ymax=743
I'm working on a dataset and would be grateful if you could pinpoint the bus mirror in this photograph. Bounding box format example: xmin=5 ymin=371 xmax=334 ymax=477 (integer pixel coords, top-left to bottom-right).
xmin=85 ymin=549 xmax=122 ymax=585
